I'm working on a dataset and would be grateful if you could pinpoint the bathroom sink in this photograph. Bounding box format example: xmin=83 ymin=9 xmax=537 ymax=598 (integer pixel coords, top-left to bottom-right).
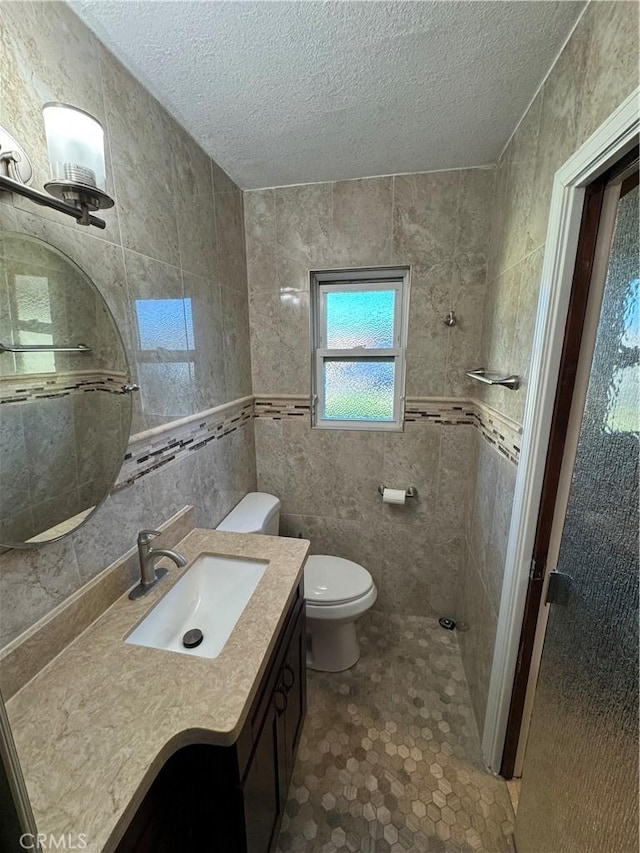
xmin=125 ymin=553 xmax=267 ymax=659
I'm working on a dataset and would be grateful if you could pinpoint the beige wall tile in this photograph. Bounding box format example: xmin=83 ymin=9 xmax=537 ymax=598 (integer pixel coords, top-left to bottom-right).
xmin=445 ymin=280 xmax=487 ymax=397
xmin=578 ymin=1 xmax=640 ymax=141
xmin=437 ymin=426 xmax=476 ymax=531
xmin=485 ymin=456 xmax=517 ymax=615
xmin=468 ymin=439 xmax=500 ymax=579
xmin=511 ymin=247 xmax=545 ymax=415
xmin=456 ymin=543 xmax=498 ymax=733
xmin=247 ymin=167 xmax=492 ymax=634
xmin=392 ymin=171 xmax=460 ymax=265
xmin=275 ymin=183 xmax=333 ymax=265
xmin=257 ymin=416 xmax=477 ymax=621
xmin=280 ymin=512 xmax=386 ymax=590
xmin=255 ymin=418 xmax=288 ymax=497
xmin=379 ymin=524 xmax=463 ymax=618
xmin=244 ymin=189 xmax=277 ymax=294
xmin=248 ymin=290 xmax=283 ymax=392
xmin=212 ymin=160 xmax=239 ymax=196
xmin=382 ymin=423 xmax=441 ymax=525
xmin=462 ymin=5 xmax=639 ymax=731
xmin=479 ymin=262 xmax=522 ymax=421
xmin=0 ymin=537 xmax=81 ymax=648
xmin=500 ymin=93 xmax=543 ymax=274
xmin=215 ymin=187 xmax=247 ymax=292
xmin=1 ymin=3 xmax=254 ymax=646
xmin=100 ymin=46 xmax=178 ymax=263
xmin=331 ymin=177 xmax=393 ymax=266
xmin=485 ymin=0 xmax=639 ymax=430
xmin=529 ymin=15 xmax=592 ymax=249
xmin=172 ymin=128 xmax=217 ymax=279
xmin=221 ymin=284 xmax=253 ymax=399
xmin=455 ymin=168 xmax=495 ymax=257
xmin=405 ymin=281 xmax=449 ymax=397
xmin=246 ymin=167 xmax=492 ymax=401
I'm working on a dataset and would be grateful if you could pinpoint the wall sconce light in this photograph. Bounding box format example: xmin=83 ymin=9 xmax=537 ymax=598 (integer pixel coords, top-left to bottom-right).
xmin=0 ymin=103 xmax=114 ymax=229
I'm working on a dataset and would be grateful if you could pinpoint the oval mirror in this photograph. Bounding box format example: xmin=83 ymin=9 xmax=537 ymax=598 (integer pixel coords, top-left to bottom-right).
xmin=0 ymin=231 xmax=132 ymax=546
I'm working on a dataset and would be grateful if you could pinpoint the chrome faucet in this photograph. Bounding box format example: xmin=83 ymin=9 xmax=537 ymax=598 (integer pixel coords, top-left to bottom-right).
xmin=129 ymin=529 xmax=188 ymax=600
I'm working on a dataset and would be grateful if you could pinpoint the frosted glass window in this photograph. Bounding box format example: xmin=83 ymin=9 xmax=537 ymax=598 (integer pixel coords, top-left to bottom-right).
xmin=324 ymin=359 xmax=395 ymax=421
xmin=326 ymin=290 xmax=395 ymax=349
xmin=311 ymin=269 xmax=409 ymax=431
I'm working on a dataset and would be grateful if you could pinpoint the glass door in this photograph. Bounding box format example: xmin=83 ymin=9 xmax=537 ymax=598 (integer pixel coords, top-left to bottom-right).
xmin=515 ymin=176 xmax=639 ymax=852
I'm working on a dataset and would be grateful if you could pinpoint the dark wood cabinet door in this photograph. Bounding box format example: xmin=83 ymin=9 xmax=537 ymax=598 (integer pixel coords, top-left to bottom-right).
xmin=280 ymin=609 xmax=306 ymax=788
xmin=244 ymin=703 xmax=280 ymax=853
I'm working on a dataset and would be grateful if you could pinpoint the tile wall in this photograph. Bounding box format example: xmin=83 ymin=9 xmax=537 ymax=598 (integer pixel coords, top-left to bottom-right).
xmin=463 ymin=0 xmax=640 ymax=729
xmin=247 ymin=0 xmax=640 ymax=731
xmin=0 ymin=2 xmax=255 ymax=648
xmin=246 ymin=169 xmax=495 ymax=620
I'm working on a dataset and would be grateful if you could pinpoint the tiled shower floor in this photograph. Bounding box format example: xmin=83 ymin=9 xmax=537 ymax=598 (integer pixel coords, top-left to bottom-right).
xmin=276 ymin=612 xmax=514 ymax=853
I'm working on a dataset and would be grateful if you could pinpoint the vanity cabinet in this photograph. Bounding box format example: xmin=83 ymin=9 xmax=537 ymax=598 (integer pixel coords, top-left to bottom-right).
xmin=115 ymin=583 xmax=306 ymax=853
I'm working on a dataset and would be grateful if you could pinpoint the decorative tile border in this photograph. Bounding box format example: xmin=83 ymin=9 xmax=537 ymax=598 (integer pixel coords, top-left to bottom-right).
xmin=87 ymin=391 xmax=520 ymax=499
xmin=0 ymin=369 xmax=128 ymax=405
xmin=114 ymin=397 xmax=254 ymax=491
xmin=406 ymin=397 xmax=522 ymax=464
xmin=404 ymin=397 xmax=477 ymax=425
xmin=254 ymin=394 xmax=522 ymax=464
xmin=254 ymin=396 xmax=312 ymax=419
xmin=473 ymin=400 xmax=522 ymax=466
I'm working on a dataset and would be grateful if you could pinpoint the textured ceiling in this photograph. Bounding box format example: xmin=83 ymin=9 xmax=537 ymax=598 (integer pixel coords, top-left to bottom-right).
xmin=71 ymin=1 xmax=585 ymax=189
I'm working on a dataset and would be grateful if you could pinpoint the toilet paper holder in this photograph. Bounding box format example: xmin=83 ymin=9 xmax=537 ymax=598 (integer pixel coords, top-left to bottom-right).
xmin=377 ymin=485 xmax=417 ymax=499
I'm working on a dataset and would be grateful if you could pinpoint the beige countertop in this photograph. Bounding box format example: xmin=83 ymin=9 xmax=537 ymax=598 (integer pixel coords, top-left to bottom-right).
xmin=6 ymin=529 xmax=309 ymax=853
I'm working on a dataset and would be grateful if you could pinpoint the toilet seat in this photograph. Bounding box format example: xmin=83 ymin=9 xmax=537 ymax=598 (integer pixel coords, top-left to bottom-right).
xmin=304 ymin=555 xmax=374 ymax=605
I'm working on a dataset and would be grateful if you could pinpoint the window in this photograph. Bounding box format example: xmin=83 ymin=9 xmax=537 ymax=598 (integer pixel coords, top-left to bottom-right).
xmin=311 ymin=267 xmax=410 ymax=430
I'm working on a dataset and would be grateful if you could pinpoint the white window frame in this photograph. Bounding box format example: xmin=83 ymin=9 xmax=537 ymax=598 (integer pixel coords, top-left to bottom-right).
xmin=310 ymin=267 xmax=411 ymax=431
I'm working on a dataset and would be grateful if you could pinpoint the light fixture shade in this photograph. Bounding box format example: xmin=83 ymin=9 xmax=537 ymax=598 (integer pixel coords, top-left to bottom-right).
xmin=42 ymin=103 xmax=107 ymax=190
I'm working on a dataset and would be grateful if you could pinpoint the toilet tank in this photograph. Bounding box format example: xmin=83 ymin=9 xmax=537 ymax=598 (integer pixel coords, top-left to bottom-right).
xmin=216 ymin=492 xmax=281 ymax=535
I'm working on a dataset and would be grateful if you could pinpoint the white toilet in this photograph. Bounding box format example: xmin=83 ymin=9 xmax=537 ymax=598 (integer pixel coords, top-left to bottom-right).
xmin=217 ymin=492 xmax=377 ymax=671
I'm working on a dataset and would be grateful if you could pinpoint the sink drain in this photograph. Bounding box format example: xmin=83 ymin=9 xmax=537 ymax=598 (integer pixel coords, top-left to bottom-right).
xmin=183 ymin=628 xmax=204 ymax=649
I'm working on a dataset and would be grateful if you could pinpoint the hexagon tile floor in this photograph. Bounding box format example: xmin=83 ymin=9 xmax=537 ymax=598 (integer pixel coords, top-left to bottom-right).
xmin=276 ymin=611 xmax=515 ymax=853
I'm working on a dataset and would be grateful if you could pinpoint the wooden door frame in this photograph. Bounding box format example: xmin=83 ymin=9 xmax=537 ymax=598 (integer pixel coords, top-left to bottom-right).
xmin=481 ymin=88 xmax=640 ymax=774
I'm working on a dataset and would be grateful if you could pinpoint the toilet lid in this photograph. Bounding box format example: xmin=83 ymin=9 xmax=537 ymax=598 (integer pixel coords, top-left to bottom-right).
xmin=305 ymin=555 xmax=374 ymax=605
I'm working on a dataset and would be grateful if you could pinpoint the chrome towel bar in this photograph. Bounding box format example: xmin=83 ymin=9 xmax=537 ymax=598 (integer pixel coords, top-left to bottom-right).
xmin=465 ymin=368 xmax=520 ymax=390
xmin=0 ymin=342 xmax=92 ymax=354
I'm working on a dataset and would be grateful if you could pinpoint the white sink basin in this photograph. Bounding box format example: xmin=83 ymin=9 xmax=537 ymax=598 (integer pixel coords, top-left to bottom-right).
xmin=125 ymin=553 xmax=267 ymax=659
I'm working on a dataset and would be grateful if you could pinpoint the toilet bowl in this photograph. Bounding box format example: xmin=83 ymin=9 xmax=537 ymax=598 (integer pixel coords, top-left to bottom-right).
xmin=216 ymin=492 xmax=377 ymax=672
xmin=304 ymin=554 xmax=377 ymax=671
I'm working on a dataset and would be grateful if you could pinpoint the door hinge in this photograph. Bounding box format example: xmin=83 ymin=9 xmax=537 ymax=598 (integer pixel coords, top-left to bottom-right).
xmin=546 ymin=570 xmax=572 ymax=606
xmin=529 ymin=558 xmax=544 ymax=581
